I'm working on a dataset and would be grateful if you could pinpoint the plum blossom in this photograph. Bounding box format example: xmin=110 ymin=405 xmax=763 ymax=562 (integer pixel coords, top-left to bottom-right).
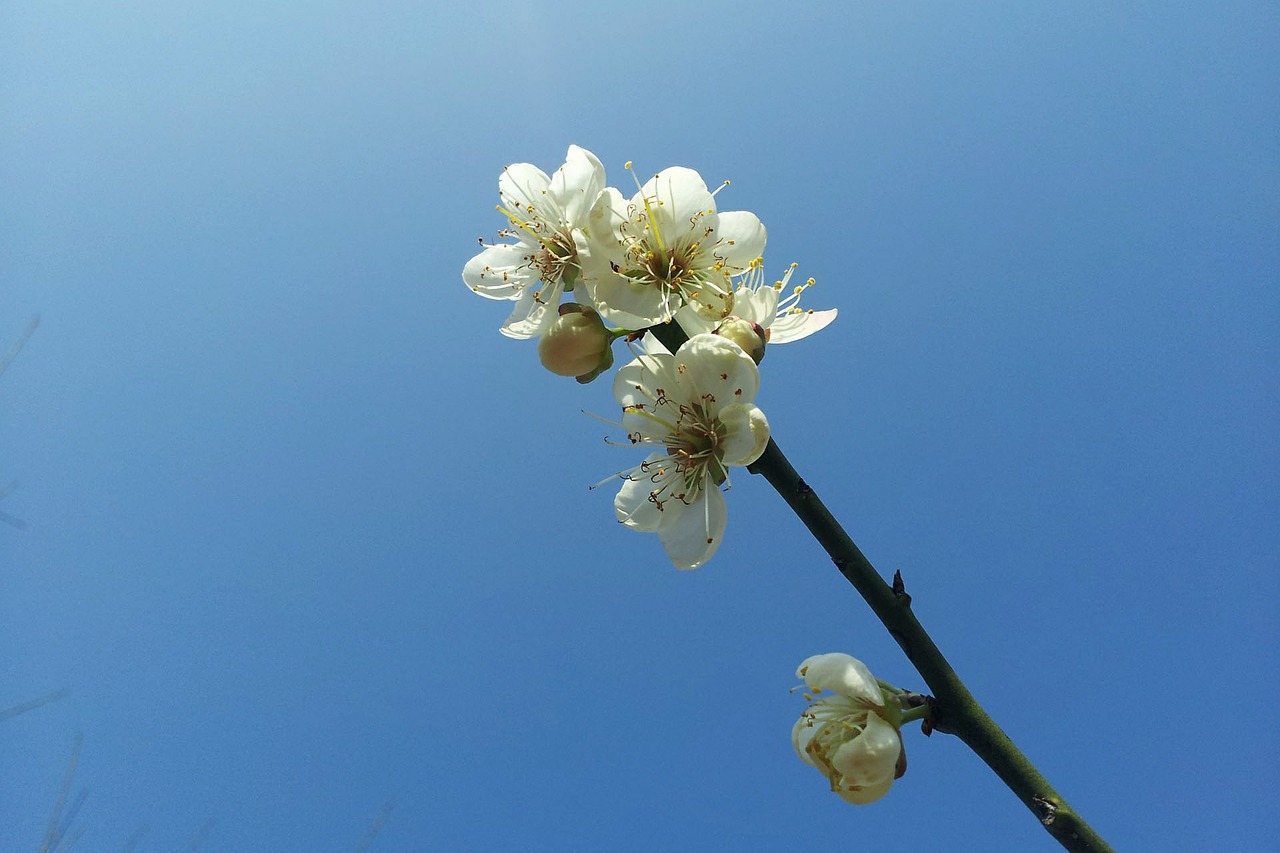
xmin=677 ymin=261 xmax=837 ymax=345
xmin=600 ymin=333 xmax=770 ymax=569
xmin=582 ymin=164 xmax=766 ymax=329
xmin=792 ymin=653 xmax=905 ymax=805
xmin=462 ymin=145 xmax=605 ymax=339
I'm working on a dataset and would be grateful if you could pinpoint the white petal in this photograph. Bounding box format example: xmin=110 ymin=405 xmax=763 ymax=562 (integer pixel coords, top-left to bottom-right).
xmin=733 ymin=286 xmax=778 ymax=328
xmin=791 ymin=715 xmax=820 ymax=767
xmin=592 ymin=283 xmax=678 ymax=329
xmin=499 ymin=279 xmax=562 ymax=340
xmin=769 ymin=307 xmax=838 ymax=343
xmin=641 ymin=334 xmax=673 ymax=357
xmin=498 ymin=162 xmax=552 ymax=213
xmin=639 ymin=166 xmax=714 ymax=242
xmin=674 ymin=304 xmax=716 ymax=338
xmin=796 ymin=653 xmax=883 ymax=705
xmin=612 ymin=351 xmax=675 ymax=410
xmin=711 ymin=210 xmax=767 ymax=272
xmin=836 ymin=777 xmax=893 ymax=805
xmin=462 ymin=243 xmax=535 ymax=300
xmin=614 ymin=452 xmax=681 ymax=532
xmin=586 ymin=185 xmax=629 ymax=244
xmin=658 ymin=483 xmax=726 ymax=569
xmin=830 ymin=713 xmax=901 ymax=788
xmin=717 ymin=404 xmax=770 ymax=466
xmin=673 ymin=334 xmax=760 ymax=409
xmin=549 ymin=145 xmax=605 ymax=225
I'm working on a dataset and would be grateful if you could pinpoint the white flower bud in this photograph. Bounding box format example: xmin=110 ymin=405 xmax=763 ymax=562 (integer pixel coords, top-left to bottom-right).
xmin=712 ymin=316 xmax=768 ymax=364
xmin=538 ymin=303 xmax=613 ymax=382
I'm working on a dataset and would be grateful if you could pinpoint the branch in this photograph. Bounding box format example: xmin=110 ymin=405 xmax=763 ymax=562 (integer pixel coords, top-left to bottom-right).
xmin=0 ymin=688 xmax=69 ymax=723
xmin=648 ymin=322 xmax=1114 ymax=853
xmin=747 ymin=439 xmax=1113 ymax=852
xmin=0 ymin=315 xmax=40 ymax=379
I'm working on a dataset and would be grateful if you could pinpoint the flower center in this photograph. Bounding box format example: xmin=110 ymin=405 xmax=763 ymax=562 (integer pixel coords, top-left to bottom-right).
xmin=632 ymin=244 xmax=697 ymax=295
xmin=665 ymin=399 xmax=729 ymax=488
xmin=534 ymin=232 xmax=579 ymax=288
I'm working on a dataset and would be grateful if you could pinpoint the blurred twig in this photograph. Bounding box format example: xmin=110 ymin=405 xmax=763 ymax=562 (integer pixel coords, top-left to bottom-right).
xmin=2 ymin=316 xmax=39 ymax=529
xmin=0 ymin=688 xmax=69 ymax=723
xmin=0 ymin=314 xmax=40 ymax=378
xmin=354 ymin=800 xmax=396 ymax=852
xmin=38 ymin=733 xmax=83 ymax=853
xmin=179 ymin=818 xmax=216 ymax=853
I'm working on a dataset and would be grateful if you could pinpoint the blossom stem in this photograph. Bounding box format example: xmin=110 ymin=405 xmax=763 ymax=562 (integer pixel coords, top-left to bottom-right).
xmin=647 ymin=322 xmax=1114 ymax=853
xmin=899 ymin=705 xmax=931 ymax=725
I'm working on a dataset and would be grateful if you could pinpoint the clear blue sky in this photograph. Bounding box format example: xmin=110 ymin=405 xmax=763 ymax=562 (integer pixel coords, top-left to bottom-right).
xmin=2 ymin=1 xmax=1277 ymax=850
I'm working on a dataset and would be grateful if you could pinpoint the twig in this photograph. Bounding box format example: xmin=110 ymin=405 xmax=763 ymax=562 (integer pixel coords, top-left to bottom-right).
xmin=0 ymin=688 xmax=69 ymax=723
xmin=179 ymin=818 xmax=216 ymax=852
xmin=0 ymin=315 xmax=40 ymax=379
xmin=39 ymin=733 xmax=82 ymax=853
xmin=354 ymin=800 xmax=396 ymax=852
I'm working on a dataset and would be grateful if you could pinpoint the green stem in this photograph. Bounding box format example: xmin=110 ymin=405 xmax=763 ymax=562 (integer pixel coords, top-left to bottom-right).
xmin=648 ymin=323 xmax=1114 ymax=853
xmin=899 ymin=704 xmax=931 ymax=725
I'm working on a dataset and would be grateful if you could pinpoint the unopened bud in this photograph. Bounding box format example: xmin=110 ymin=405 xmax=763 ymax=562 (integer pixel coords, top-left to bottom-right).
xmin=538 ymin=303 xmax=614 ymax=382
xmin=713 ymin=316 xmax=767 ymax=364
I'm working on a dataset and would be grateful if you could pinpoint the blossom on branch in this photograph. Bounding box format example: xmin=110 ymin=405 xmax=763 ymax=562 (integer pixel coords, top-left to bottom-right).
xmin=677 ymin=260 xmax=837 ymax=346
xmin=600 ymin=333 xmax=770 ymax=569
xmin=582 ymin=165 xmax=766 ymax=329
xmin=463 ymin=145 xmax=606 ymax=339
xmin=792 ymin=653 xmax=905 ymax=804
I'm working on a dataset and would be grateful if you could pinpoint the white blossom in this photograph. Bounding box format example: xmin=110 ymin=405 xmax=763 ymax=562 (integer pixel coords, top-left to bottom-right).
xmin=792 ymin=653 xmax=904 ymax=805
xmin=581 ymin=165 xmax=766 ymax=329
xmin=677 ymin=261 xmax=837 ymax=344
xmin=462 ymin=145 xmax=605 ymax=339
xmin=600 ymin=333 xmax=770 ymax=569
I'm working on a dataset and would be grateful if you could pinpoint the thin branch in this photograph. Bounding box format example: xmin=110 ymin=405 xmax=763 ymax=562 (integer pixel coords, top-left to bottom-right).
xmin=354 ymin=800 xmax=396 ymax=852
xmin=0 ymin=508 xmax=27 ymax=529
xmin=39 ymin=733 xmax=82 ymax=853
xmin=54 ymin=786 xmax=90 ymax=849
xmin=0 ymin=314 xmax=40 ymax=379
xmin=179 ymin=818 xmax=216 ymax=853
xmin=0 ymin=688 xmax=69 ymax=723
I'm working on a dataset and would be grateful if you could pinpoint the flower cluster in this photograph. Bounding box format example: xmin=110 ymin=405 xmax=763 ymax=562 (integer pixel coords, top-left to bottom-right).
xmin=464 ymin=150 xmax=916 ymax=810
xmin=464 ymin=147 xmax=835 ymax=366
xmin=463 ymin=146 xmax=836 ymax=568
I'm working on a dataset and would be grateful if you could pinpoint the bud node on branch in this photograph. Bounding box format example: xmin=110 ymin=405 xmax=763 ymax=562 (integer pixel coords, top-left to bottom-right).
xmin=1033 ymin=795 xmax=1060 ymax=825
xmin=891 ymin=569 xmax=912 ymax=606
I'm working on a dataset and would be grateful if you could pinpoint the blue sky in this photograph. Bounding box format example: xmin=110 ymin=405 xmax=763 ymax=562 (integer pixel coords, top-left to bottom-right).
xmin=2 ymin=1 xmax=1277 ymax=850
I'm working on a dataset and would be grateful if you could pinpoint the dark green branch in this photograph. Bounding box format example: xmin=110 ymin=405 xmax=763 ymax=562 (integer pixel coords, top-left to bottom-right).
xmin=648 ymin=322 xmax=1114 ymax=853
xmin=747 ymin=439 xmax=1113 ymax=853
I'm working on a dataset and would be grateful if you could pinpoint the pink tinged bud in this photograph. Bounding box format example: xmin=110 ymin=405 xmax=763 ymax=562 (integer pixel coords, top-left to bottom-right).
xmin=538 ymin=304 xmax=614 ymax=381
xmin=712 ymin=316 xmax=767 ymax=364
